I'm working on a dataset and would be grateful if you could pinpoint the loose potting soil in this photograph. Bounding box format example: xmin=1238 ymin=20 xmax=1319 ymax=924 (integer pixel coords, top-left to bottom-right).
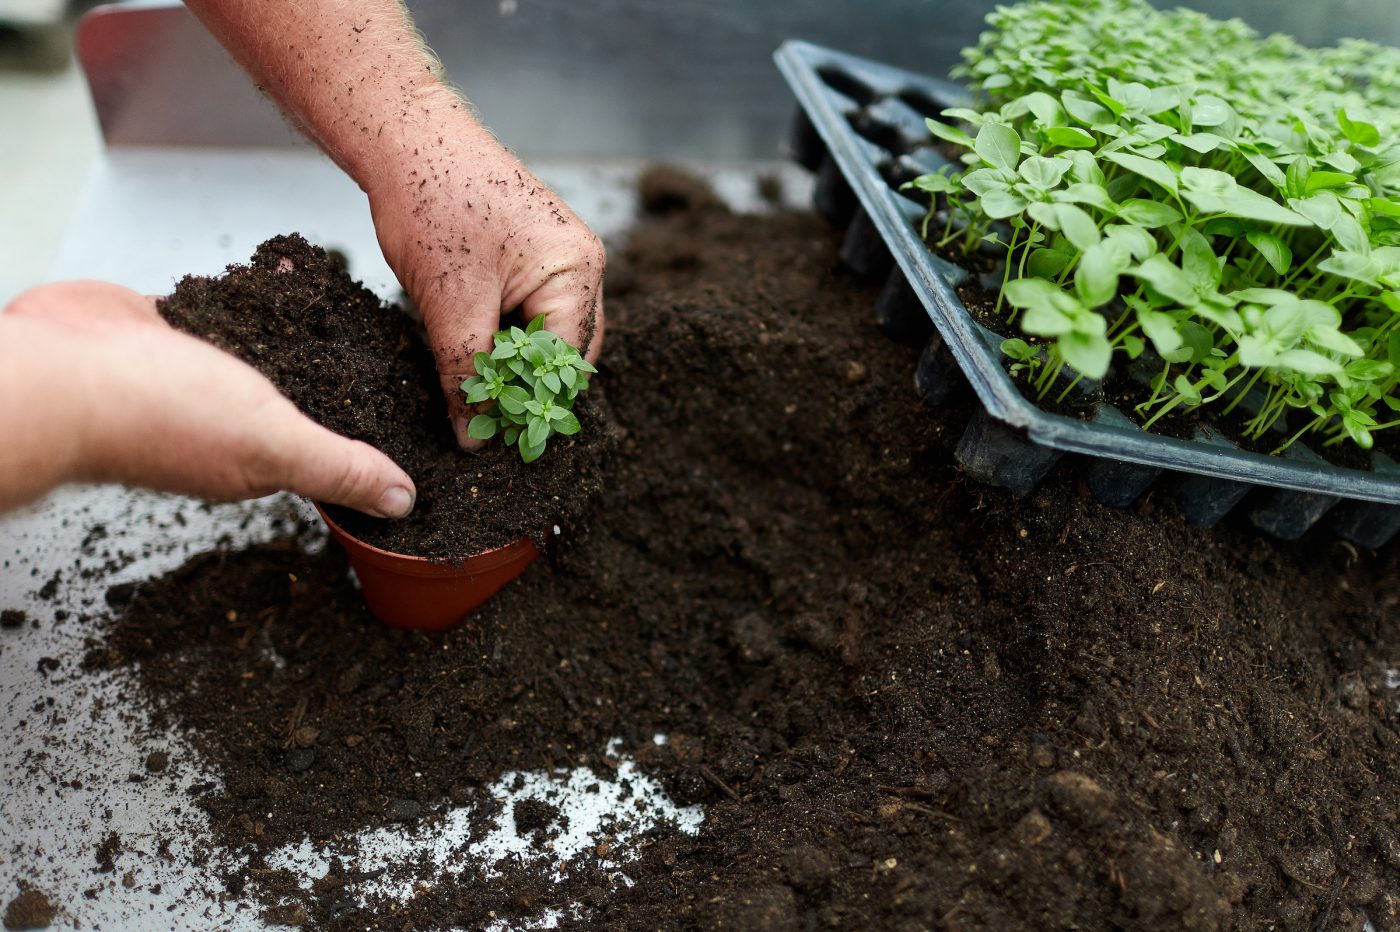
xmin=90 ymin=174 xmax=1400 ymax=929
xmin=156 ymin=237 xmax=611 ymax=561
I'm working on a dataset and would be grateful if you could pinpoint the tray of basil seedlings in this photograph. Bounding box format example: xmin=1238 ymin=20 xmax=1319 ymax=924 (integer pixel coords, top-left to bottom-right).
xmin=774 ymin=0 xmax=1400 ymax=545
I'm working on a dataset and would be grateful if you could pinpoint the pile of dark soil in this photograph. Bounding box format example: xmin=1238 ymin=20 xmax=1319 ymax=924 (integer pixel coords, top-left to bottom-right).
xmin=95 ymin=177 xmax=1400 ymax=930
xmin=157 ymin=237 xmax=610 ymax=560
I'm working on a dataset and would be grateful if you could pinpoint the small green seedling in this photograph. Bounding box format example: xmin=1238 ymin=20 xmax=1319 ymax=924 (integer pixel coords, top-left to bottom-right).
xmin=904 ymin=0 xmax=1400 ymax=451
xmin=459 ymin=315 xmax=596 ymax=463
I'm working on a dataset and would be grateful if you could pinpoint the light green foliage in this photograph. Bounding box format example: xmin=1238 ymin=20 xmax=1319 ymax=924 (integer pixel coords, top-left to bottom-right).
xmin=906 ymin=0 xmax=1400 ymax=451
xmin=459 ymin=315 xmax=595 ymax=463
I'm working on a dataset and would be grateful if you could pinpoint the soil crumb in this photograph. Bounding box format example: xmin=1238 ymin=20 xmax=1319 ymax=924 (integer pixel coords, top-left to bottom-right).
xmin=157 ymin=235 xmax=612 ymax=560
xmin=513 ymin=798 xmax=562 ymax=841
xmin=3 ymin=888 xmax=56 ymax=930
xmin=0 ymin=610 xmax=26 ymax=629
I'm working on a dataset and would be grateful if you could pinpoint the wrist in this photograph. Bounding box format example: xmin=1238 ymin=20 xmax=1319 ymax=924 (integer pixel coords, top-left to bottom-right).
xmin=353 ymin=87 xmax=507 ymax=202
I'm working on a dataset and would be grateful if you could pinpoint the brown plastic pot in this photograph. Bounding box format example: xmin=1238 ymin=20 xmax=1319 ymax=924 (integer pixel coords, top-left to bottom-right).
xmin=314 ymin=504 xmax=539 ymax=632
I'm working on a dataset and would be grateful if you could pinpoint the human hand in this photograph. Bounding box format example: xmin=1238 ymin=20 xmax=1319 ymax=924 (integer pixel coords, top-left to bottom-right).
xmin=1 ymin=281 xmax=416 ymax=516
xmin=363 ymin=112 xmax=606 ymax=447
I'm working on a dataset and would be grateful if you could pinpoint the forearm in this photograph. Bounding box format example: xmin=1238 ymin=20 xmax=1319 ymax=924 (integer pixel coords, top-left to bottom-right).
xmin=185 ymin=0 xmax=492 ymax=193
xmin=0 ymin=317 xmax=92 ymax=510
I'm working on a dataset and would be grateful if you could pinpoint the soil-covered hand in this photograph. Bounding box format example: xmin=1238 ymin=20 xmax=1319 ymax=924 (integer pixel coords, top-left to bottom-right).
xmin=0 ymin=281 xmax=416 ymax=516
xmin=183 ymin=0 xmax=605 ymax=450
xmin=363 ymin=114 xmax=606 ymax=447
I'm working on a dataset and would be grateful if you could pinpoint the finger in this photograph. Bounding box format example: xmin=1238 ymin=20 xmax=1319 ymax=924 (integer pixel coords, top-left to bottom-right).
xmin=254 ymin=407 xmax=418 ymax=518
xmin=518 ymin=250 xmax=607 ymax=363
xmin=5 ymin=281 xmax=160 ymax=329
xmin=421 ymin=299 xmax=500 ymax=449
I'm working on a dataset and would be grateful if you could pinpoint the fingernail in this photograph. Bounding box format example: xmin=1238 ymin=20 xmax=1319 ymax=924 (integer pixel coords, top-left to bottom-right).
xmin=374 ymin=486 xmax=415 ymax=519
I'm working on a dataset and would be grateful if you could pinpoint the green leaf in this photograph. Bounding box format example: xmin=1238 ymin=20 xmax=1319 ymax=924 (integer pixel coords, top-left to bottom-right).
xmin=1018 ymin=155 xmax=1071 ymax=191
xmin=1173 ymin=374 xmax=1203 ymax=406
xmin=974 ymin=122 xmax=1022 ymax=172
xmin=1285 ymin=156 xmax=1312 ymax=200
xmin=1309 ymin=326 xmax=1364 ymax=357
xmin=503 ymin=426 xmax=521 ymax=446
xmin=1304 ymin=171 xmax=1355 ymax=194
xmin=526 ymin=416 xmax=550 ymax=448
xmin=1000 ymin=337 xmax=1037 ymax=361
xmin=463 ymin=381 xmax=493 ymax=404
xmin=1055 ymin=204 xmax=1101 ymax=251
xmin=1245 ymin=231 xmax=1293 ymax=276
xmin=526 ymin=313 xmax=547 ymax=334
xmin=1075 ymin=241 xmax=1121 ymax=307
xmin=1115 ymin=199 xmax=1182 ymax=228
xmin=924 ymin=118 xmax=975 ymax=150
xmin=1021 ymin=91 xmax=1066 ymax=127
xmin=1179 ymin=226 xmax=1220 ymax=293
xmin=1045 ymin=126 xmax=1097 ymax=149
xmin=519 ymin=435 xmax=546 ymax=464
xmin=1103 ymin=152 xmax=1179 ymax=194
xmin=1062 ymin=91 xmax=1113 ymax=127
xmin=1174 ymin=133 xmax=1227 ymax=154
xmin=1028 ymin=247 xmax=1074 ymax=279
xmin=1004 ymin=277 xmax=1068 ymax=311
xmin=1189 ymin=95 xmax=1232 ymax=127
xmin=554 ymin=411 xmax=582 ymax=436
xmin=1275 ymin=349 xmax=1343 ymax=376
xmin=1241 ymin=151 xmax=1286 ymax=189
xmin=467 ymin=414 xmax=499 ymax=440
xmin=1288 ymin=193 xmax=1343 ymax=230
xmin=1054 ymin=182 xmax=1115 ymax=210
xmin=1132 ymin=255 xmax=1196 ymax=305
xmin=497 ymin=385 xmax=530 ymax=415
xmin=1183 ymin=186 xmax=1309 ymax=226
xmin=1137 ymin=306 xmax=1182 ymax=356
xmin=1059 ymin=331 xmax=1112 ymax=379
xmin=1180 ymin=167 xmax=1236 ymax=196
xmin=1339 ymin=108 xmax=1381 ymax=147
xmin=979 ymin=189 xmax=1029 ymax=219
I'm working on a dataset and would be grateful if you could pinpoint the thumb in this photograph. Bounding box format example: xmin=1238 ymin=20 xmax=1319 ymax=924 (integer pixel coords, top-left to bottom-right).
xmin=256 ymin=408 xmax=417 ymax=518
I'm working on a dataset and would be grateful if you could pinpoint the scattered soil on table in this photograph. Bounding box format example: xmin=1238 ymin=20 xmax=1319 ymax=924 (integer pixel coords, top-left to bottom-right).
xmin=94 ymin=176 xmax=1400 ymax=930
xmin=157 ymin=236 xmax=611 ymax=561
xmin=0 ymin=610 xmax=25 ymax=629
xmin=2 ymin=886 xmax=56 ymax=931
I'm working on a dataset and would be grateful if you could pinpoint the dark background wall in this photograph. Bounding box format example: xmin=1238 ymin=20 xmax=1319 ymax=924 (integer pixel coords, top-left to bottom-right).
xmin=85 ymin=1 xmax=1400 ymax=156
xmin=399 ymin=0 xmax=1400 ymax=158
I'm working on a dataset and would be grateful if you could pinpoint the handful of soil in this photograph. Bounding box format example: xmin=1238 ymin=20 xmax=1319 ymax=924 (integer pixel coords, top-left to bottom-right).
xmin=157 ymin=236 xmax=609 ymax=560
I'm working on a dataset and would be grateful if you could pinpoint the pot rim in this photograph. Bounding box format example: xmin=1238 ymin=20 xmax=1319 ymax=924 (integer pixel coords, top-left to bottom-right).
xmin=313 ymin=502 xmax=538 ymax=577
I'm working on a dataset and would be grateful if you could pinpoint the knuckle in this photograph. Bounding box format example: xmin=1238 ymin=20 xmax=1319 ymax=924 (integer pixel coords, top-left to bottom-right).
xmin=233 ymin=438 xmax=286 ymax=499
xmin=325 ymin=444 xmax=379 ymax=503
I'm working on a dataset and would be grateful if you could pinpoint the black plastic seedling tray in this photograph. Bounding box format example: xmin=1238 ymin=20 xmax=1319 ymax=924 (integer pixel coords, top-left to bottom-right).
xmin=774 ymin=39 xmax=1400 ymax=546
